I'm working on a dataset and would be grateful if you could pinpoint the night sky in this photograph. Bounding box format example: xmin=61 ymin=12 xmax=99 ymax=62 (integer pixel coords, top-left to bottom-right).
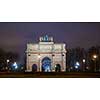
xmin=0 ymin=22 xmax=100 ymax=63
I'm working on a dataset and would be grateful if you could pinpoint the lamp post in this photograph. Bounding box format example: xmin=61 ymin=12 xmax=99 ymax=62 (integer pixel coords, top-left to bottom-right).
xmin=82 ymin=59 xmax=86 ymax=71
xmin=38 ymin=55 xmax=41 ymax=72
xmin=93 ymin=54 xmax=98 ymax=72
xmin=6 ymin=59 xmax=10 ymax=71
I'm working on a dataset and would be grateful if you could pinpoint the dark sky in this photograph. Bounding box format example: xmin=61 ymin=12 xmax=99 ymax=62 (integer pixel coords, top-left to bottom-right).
xmin=0 ymin=22 xmax=100 ymax=63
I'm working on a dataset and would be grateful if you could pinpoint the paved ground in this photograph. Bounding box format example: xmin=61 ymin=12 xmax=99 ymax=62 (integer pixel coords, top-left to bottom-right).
xmin=0 ymin=72 xmax=100 ymax=78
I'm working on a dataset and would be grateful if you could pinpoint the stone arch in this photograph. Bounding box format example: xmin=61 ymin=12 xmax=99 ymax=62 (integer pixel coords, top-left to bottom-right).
xmin=42 ymin=57 xmax=51 ymax=72
xmin=32 ymin=64 xmax=37 ymax=72
xmin=55 ymin=64 xmax=61 ymax=72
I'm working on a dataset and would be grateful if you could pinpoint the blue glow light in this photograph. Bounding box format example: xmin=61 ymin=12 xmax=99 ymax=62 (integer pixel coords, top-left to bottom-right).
xmin=76 ymin=62 xmax=80 ymax=66
xmin=75 ymin=65 xmax=78 ymax=69
xmin=42 ymin=57 xmax=51 ymax=72
xmin=13 ymin=62 xmax=18 ymax=69
xmin=75 ymin=62 xmax=80 ymax=69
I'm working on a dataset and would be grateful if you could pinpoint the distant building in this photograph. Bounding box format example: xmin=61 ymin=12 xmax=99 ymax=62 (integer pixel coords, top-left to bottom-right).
xmin=26 ymin=35 xmax=67 ymax=72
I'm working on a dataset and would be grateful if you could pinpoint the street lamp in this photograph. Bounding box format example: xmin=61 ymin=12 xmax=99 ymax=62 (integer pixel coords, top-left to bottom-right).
xmin=7 ymin=59 xmax=10 ymax=63
xmin=82 ymin=59 xmax=86 ymax=71
xmin=93 ymin=55 xmax=98 ymax=59
xmin=83 ymin=59 xmax=86 ymax=63
xmin=93 ymin=54 xmax=98 ymax=72
xmin=6 ymin=59 xmax=10 ymax=71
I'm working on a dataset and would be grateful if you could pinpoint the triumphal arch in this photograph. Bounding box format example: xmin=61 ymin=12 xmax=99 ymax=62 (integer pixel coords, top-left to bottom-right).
xmin=26 ymin=35 xmax=67 ymax=72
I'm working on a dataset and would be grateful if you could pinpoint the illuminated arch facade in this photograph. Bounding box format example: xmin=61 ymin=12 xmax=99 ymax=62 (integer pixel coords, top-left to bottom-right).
xmin=26 ymin=35 xmax=67 ymax=72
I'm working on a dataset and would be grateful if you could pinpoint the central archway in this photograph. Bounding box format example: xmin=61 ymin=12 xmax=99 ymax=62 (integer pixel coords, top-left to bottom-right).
xmin=42 ymin=57 xmax=51 ymax=72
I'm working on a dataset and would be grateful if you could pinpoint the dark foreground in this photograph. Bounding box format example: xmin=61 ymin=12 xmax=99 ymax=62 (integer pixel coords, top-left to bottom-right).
xmin=0 ymin=72 xmax=100 ymax=78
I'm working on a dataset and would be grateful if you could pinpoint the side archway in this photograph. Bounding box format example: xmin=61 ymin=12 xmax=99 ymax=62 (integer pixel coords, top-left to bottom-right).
xmin=55 ymin=64 xmax=61 ymax=72
xmin=32 ymin=64 xmax=37 ymax=72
